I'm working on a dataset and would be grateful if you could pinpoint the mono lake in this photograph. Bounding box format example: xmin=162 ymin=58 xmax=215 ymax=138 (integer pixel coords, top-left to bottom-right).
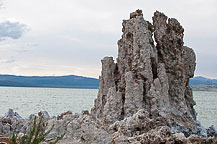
xmin=0 ymin=86 xmax=216 ymax=128
xmin=193 ymin=91 xmax=217 ymax=128
xmin=0 ymin=87 xmax=97 ymax=117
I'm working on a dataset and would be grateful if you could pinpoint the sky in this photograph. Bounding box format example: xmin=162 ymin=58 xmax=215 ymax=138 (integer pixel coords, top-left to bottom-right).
xmin=0 ymin=0 xmax=217 ymax=79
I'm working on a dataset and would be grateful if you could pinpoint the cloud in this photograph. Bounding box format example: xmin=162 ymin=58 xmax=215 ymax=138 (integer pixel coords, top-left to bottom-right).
xmin=0 ymin=0 xmax=216 ymax=78
xmin=0 ymin=0 xmax=3 ymax=8
xmin=0 ymin=56 xmax=15 ymax=64
xmin=0 ymin=21 xmax=28 ymax=41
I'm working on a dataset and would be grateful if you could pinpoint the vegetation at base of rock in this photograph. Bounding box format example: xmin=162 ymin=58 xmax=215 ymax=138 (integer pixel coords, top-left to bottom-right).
xmin=11 ymin=116 xmax=65 ymax=144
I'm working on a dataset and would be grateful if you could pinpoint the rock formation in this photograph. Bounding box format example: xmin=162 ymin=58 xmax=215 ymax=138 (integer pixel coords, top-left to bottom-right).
xmin=1 ymin=10 xmax=217 ymax=144
xmin=91 ymin=9 xmax=198 ymax=136
xmin=1 ymin=109 xmax=216 ymax=144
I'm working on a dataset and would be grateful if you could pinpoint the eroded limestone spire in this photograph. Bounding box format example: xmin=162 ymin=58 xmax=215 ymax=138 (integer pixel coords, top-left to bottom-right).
xmin=91 ymin=9 xmax=197 ymax=134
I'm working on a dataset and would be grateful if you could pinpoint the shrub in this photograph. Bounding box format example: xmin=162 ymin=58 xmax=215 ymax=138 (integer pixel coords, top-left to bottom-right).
xmin=11 ymin=116 xmax=65 ymax=144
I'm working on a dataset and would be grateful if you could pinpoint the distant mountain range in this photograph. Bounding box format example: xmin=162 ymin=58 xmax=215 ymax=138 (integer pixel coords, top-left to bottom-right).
xmin=0 ymin=75 xmax=99 ymax=89
xmin=190 ymin=76 xmax=217 ymax=85
xmin=190 ymin=76 xmax=217 ymax=91
xmin=0 ymin=75 xmax=216 ymax=89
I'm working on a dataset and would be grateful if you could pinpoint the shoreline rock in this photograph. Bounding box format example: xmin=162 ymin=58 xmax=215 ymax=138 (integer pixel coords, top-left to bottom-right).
xmin=0 ymin=109 xmax=216 ymax=143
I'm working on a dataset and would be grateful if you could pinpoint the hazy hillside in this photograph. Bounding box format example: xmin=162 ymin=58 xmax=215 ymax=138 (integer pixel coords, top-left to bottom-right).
xmin=190 ymin=76 xmax=217 ymax=91
xmin=190 ymin=76 xmax=217 ymax=85
xmin=0 ymin=75 xmax=216 ymax=90
xmin=0 ymin=75 xmax=99 ymax=89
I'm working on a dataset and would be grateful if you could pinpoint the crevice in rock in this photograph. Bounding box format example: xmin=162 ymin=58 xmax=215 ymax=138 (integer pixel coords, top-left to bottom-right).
xmin=114 ymin=64 xmax=120 ymax=91
xmin=151 ymin=57 xmax=158 ymax=80
xmin=120 ymin=92 xmax=125 ymax=120
xmin=126 ymin=32 xmax=133 ymax=41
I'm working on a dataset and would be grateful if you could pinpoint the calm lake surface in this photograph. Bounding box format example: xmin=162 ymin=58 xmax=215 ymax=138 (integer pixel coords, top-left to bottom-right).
xmin=0 ymin=87 xmax=97 ymax=117
xmin=0 ymin=87 xmax=216 ymax=128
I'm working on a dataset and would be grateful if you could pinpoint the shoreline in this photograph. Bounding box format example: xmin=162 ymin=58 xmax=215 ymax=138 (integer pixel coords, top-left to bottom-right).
xmin=0 ymin=85 xmax=99 ymax=89
xmin=0 ymin=108 xmax=216 ymax=144
xmin=2 ymin=84 xmax=217 ymax=92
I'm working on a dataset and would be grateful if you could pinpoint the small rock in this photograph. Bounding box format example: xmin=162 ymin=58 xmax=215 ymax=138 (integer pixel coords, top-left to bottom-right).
xmin=14 ymin=112 xmax=22 ymax=120
xmin=4 ymin=109 xmax=23 ymax=120
xmin=207 ymin=125 xmax=217 ymax=137
xmin=57 ymin=111 xmax=72 ymax=120
xmin=4 ymin=109 xmax=14 ymax=119
xmin=28 ymin=114 xmax=36 ymax=120
xmin=1 ymin=118 xmax=11 ymax=125
xmin=38 ymin=111 xmax=50 ymax=120
xmin=200 ymin=126 xmax=208 ymax=137
xmin=2 ymin=124 xmax=10 ymax=134
xmin=82 ymin=110 xmax=89 ymax=115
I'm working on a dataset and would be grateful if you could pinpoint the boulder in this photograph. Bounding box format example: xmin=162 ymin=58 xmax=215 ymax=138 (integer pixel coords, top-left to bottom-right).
xmin=4 ymin=109 xmax=23 ymax=120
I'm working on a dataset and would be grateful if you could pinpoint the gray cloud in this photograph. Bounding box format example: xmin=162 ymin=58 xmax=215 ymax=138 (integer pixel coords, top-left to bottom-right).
xmin=0 ymin=21 xmax=28 ymax=41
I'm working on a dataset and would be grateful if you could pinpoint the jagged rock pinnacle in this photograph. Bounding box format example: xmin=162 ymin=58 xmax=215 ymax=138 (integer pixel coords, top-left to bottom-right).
xmin=91 ymin=9 xmax=198 ymax=135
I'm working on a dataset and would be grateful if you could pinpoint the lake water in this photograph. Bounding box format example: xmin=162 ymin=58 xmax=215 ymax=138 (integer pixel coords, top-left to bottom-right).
xmin=0 ymin=87 xmax=216 ymax=128
xmin=193 ymin=91 xmax=217 ymax=128
xmin=0 ymin=87 xmax=97 ymax=117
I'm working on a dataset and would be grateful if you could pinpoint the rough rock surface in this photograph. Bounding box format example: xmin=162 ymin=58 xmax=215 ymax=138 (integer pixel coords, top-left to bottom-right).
xmin=1 ymin=10 xmax=217 ymax=144
xmin=0 ymin=109 xmax=25 ymax=136
xmin=1 ymin=109 xmax=216 ymax=144
xmin=91 ymin=9 xmax=198 ymax=136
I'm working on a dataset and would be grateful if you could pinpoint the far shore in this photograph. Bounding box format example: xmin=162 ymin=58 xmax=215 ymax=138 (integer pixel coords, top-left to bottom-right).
xmin=0 ymin=85 xmax=99 ymax=89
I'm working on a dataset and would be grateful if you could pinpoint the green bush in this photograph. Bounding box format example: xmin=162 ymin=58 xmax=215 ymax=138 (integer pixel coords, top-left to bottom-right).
xmin=12 ymin=116 xmax=65 ymax=144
